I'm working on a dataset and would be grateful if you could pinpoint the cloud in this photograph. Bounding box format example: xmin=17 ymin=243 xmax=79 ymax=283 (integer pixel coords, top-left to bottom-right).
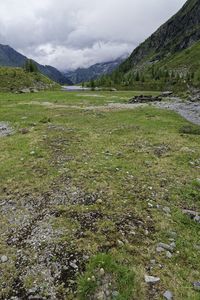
xmin=0 ymin=0 xmax=186 ymax=70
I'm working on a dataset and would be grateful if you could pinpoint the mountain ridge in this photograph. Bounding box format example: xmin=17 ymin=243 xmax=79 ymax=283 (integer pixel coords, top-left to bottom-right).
xmin=0 ymin=44 xmax=72 ymax=85
xmin=119 ymin=0 xmax=200 ymax=73
xmin=65 ymin=57 xmax=126 ymax=84
xmin=98 ymin=0 xmax=200 ymax=91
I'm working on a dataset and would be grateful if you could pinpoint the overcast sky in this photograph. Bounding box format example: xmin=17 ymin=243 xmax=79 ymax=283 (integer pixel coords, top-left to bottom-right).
xmin=0 ymin=0 xmax=186 ymax=71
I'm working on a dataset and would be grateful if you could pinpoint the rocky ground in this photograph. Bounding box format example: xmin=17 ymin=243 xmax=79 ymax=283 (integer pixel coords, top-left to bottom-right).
xmin=154 ymin=98 xmax=200 ymax=126
xmin=0 ymin=91 xmax=200 ymax=299
xmin=0 ymin=123 xmax=13 ymax=137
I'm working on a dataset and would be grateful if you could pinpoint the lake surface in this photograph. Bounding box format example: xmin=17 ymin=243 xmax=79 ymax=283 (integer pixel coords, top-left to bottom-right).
xmin=62 ymin=86 xmax=90 ymax=91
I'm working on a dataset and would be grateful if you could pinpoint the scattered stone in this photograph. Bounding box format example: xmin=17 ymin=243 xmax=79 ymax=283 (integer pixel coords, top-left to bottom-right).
xmin=96 ymin=291 xmax=105 ymax=300
xmin=19 ymin=88 xmax=31 ymax=93
xmin=0 ymin=123 xmax=13 ymax=137
xmin=1 ymin=255 xmax=8 ymax=263
xmin=112 ymin=291 xmax=119 ymax=297
xmin=170 ymin=242 xmax=176 ymax=249
xmin=194 ymin=215 xmax=200 ymax=223
xmin=69 ymin=262 xmax=78 ymax=269
xmin=96 ymin=199 xmax=103 ymax=204
xmin=193 ymin=282 xmax=200 ymax=291
xmin=28 ymin=287 xmax=38 ymax=294
xmin=145 ymin=275 xmax=160 ymax=284
xmin=99 ymin=268 xmax=105 ymax=276
xmin=157 ymin=242 xmax=175 ymax=252
xmin=156 ymin=246 xmax=165 ymax=253
xmin=30 ymin=88 xmax=39 ymax=93
xmin=166 ymin=251 xmax=173 ymax=259
xmin=161 ymin=91 xmax=173 ymax=97
xmin=163 ymin=207 xmax=171 ymax=214
xmin=129 ymin=95 xmax=162 ymax=103
xmin=163 ymin=290 xmax=173 ymax=299
xmin=117 ymin=240 xmax=124 ymax=247
xmin=150 ymin=259 xmax=156 ymax=265
xmin=182 ymin=209 xmax=200 ymax=223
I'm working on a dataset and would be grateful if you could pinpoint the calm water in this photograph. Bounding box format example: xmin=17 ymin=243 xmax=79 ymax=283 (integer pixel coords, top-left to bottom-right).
xmin=62 ymin=86 xmax=90 ymax=91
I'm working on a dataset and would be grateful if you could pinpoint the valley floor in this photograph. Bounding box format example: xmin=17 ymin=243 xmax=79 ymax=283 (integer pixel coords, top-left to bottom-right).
xmin=0 ymin=90 xmax=199 ymax=300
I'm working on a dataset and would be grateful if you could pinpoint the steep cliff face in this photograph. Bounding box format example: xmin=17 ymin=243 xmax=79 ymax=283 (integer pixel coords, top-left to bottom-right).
xmin=120 ymin=0 xmax=200 ymax=73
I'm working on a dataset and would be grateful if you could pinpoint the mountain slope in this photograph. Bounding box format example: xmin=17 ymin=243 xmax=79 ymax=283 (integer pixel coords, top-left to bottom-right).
xmin=65 ymin=57 xmax=125 ymax=84
xmin=0 ymin=44 xmax=72 ymax=85
xmin=100 ymin=0 xmax=200 ymax=91
xmin=120 ymin=0 xmax=200 ymax=73
xmin=0 ymin=66 xmax=58 ymax=92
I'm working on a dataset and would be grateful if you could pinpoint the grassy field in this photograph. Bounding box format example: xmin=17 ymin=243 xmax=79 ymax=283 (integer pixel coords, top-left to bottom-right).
xmin=0 ymin=90 xmax=199 ymax=299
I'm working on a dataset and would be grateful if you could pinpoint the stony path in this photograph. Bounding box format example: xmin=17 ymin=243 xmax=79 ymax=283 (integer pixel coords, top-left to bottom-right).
xmin=154 ymin=98 xmax=200 ymax=125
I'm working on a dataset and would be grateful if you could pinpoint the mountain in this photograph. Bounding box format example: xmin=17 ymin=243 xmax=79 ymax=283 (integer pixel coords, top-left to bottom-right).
xmin=65 ymin=57 xmax=126 ymax=84
xmin=105 ymin=0 xmax=200 ymax=90
xmin=0 ymin=44 xmax=72 ymax=85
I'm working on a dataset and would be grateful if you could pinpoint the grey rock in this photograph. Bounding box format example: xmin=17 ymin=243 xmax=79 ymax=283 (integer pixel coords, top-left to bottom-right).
xmin=193 ymin=281 xmax=200 ymax=291
xmin=117 ymin=239 xmax=124 ymax=246
xmin=161 ymin=91 xmax=173 ymax=97
xmin=194 ymin=215 xmax=200 ymax=223
xmin=1 ymin=255 xmax=8 ymax=263
xmin=28 ymin=287 xmax=38 ymax=294
xmin=99 ymin=268 xmax=105 ymax=276
xmin=182 ymin=209 xmax=198 ymax=219
xmin=28 ymin=296 xmax=44 ymax=300
xmin=163 ymin=290 xmax=173 ymax=299
xmin=30 ymin=88 xmax=39 ymax=93
xmin=0 ymin=123 xmax=13 ymax=137
xmin=96 ymin=291 xmax=105 ymax=300
xmin=69 ymin=262 xmax=78 ymax=269
xmin=156 ymin=246 xmax=165 ymax=253
xmin=20 ymin=88 xmax=31 ymax=93
xmin=145 ymin=275 xmax=160 ymax=284
xmin=150 ymin=259 xmax=156 ymax=265
xmin=163 ymin=207 xmax=171 ymax=214
xmin=112 ymin=291 xmax=119 ymax=297
xmin=166 ymin=251 xmax=173 ymax=259
xmin=158 ymin=242 xmax=174 ymax=252
xmin=170 ymin=242 xmax=176 ymax=249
